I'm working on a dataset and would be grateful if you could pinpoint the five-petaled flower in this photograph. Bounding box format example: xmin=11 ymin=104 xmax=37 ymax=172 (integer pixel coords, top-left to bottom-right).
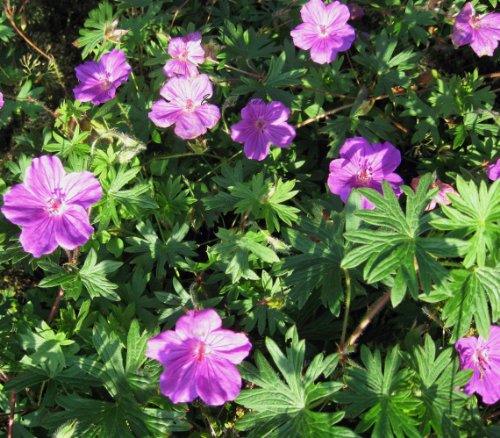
xmin=451 ymin=2 xmax=500 ymax=57
xmin=1 ymin=155 xmax=102 ymax=258
xmin=290 ymin=0 xmax=356 ymax=64
xmin=163 ymin=31 xmax=206 ymax=77
xmin=146 ymin=308 xmax=252 ymax=406
xmin=327 ymin=137 xmax=404 ymax=209
xmin=73 ymin=49 xmax=132 ymax=105
xmin=455 ymin=325 xmax=500 ymax=405
xmin=487 ymin=158 xmax=500 ymax=181
xmin=411 ymin=176 xmax=458 ymax=211
xmin=230 ymin=98 xmax=296 ymax=161
xmin=148 ymin=74 xmax=221 ymax=140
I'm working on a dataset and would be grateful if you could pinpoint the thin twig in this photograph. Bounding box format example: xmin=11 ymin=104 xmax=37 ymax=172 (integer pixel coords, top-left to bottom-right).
xmin=8 ymin=389 xmax=15 ymax=438
xmin=342 ymin=290 xmax=392 ymax=353
xmin=296 ymin=103 xmax=354 ymax=128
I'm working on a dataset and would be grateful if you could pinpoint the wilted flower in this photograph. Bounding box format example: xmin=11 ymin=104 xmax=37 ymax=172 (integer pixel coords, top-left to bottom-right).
xmin=455 ymin=325 xmax=500 ymax=405
xmin=73 ymin=49 xmax=132 ymax=105
xmin=163 ymin=31 xmax=205 ymax=77
xmin=290 ymin=0 xmax=356 ymax=64
xmin=230 ymin=98 xmax=296 ymax=161
xmin=327 ymin=137 xmax=404 ymax=209
xmin=148 ymin=74 xmax=220 ymax=140
xmin=146 ymin=308 xmax=252 ymax=406
xmin=1 ymin=155 xmax=102 ymax=258
xmin=451 ymin=2 xmax=500 ymax=57
xmin=411 ymin=176 xmax=458 ymax=211
xmin=487 ymin=158 xmax=500 ymax=181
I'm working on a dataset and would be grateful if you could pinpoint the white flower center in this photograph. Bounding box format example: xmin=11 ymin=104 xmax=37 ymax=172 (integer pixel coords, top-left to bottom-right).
xmin=318 ymin=25 xmax=330 ymax=38
xmin=185 ymin=98 xmax=196 ymax=112
xmin=46 ymin=189 xmax=66 ymax=216
xmin=178 ymin=50 xmax=189 ymax=61
xmin=356 ymin=167 xmax=373 ymax=186
xmin=473 ymin=347 xmax=490 ymax=378
xmin=254 ymin=119 xmax=267 ymax=131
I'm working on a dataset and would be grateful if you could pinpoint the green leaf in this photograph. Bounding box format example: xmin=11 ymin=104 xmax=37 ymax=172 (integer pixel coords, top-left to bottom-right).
xmin=237 ymin=327 xmax=355 ymax=438
xmin=79 ymin=250 xmax=122 ymax=301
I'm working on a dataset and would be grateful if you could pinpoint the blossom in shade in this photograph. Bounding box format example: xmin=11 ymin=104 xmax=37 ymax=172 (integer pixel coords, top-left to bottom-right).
xmin=411 ymin=176 xmax=458 ymax=211
xmin=290 ymin=0 xmax=356 ymax=64
xmin=148 ymin=74 xmax=220 ymax=140
xmin=327 ymin=137 xmax=404 ymax=210
xmin=455 ymin=325 xmax=500 ymax=405
xmin=1 ymin=156 xmax=102 ymax=258
xmin=0 ymin=91 xmax=4 ymax=109
xmin=146 ymin=308 xmax=252 ymax=406
xmin=487 ymin=158 xmax=500 ymax=181
xmin=163 ymin=31 xmax=205 ymax=77
xmin=451 ymin=2 xmax=500 ymax=57
xmin=230 ymin=99 xmax=296 ymax=161
xmin=73 ymin=49 xmax=132 ymax=105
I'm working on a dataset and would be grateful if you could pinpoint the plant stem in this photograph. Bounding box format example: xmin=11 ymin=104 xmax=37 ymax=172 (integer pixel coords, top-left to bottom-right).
xmin=8 ymin=389 xmax=15 ymax=438
xmin=340 ymin=269 xmax=352 ymax=346
xmin=342 ymin=290 xmax=391 ymax=352
xmin=296 ymin=103 xmax=355 ymax=128
xmin=47 ymin=288 xmax=65 ymax=325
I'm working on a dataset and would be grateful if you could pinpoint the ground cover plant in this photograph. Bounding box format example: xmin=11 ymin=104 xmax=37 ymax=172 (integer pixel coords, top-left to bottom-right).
xmin=0 ymin=0 xmax=499 ymax=436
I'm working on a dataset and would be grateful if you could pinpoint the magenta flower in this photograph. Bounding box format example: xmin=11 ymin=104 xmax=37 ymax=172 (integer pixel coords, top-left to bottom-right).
xmin=327 ymin=137 xmax=404 ymax=210
xmin=148 ymin=74 xmax=220 ymax=140
xmin=0 ymin=91 xmax=4 ymax=109
xmin=487 ymin=158 xmax=500 ymax=181
xmin=290 ymin=0 xmax=356 ymax=64
xmin=73 ymin=49 xmax=132 ymax=105
xmin=451 ymin=2 xmax=500 ymax=57
xmin=163 ymin=31 xmax=205 ymax=78
xmin=455 ymin=325 xmax=500 ymax=405
xmin=146 ymin=308 xmax=252 ymax=406
xmin=411 ymin=176 xmax=458 ymax=211
xmin=1 ymin=156 xmax=102 ymax=258
xmin=230 ymin=99 xmax=296 ymax=161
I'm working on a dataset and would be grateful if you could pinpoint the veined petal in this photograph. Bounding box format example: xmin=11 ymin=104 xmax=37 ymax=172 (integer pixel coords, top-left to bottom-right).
xmin=159 ymin=360 xmax=199 ymax=404
xmin=300 ymin=0 xmax=328 ymax=25
xmin=62 ymin=171 xmax=102 ymax=209
xmin=470 ymin=28 xmax=499 ymax=57
xmin=23 ymin=155 xmax=65 ymax=198
xmin=266 ymin=123 xmax=296 ymax=148
xmin=19 ymin=215 xmax=58 ymax=258
xmin=310 ymin=38 xmax=338 ymax=64
xmin=55 ymin=205 xmax=94 ymax=250
xmin=243 ymin=131 xmax=270 ymax=161
xmin=206 ymin=329 xmax=252 ymax=364
xmin=175 ymin=308 xmax=222 ymax=340
xmin=148 ymin=99 xmax=183 ymax=128
xmin=194 ymin=104 xmax=221 ymax=130
xmin=325 ymin=1 xmax=351 ymax=26
xmin=291 ymin=23 xmax=320 ymax=50
xmin=1 ymin=183 xmax=47 ymax=226
xmin=195 ymin=358 xmax=242 ymax=406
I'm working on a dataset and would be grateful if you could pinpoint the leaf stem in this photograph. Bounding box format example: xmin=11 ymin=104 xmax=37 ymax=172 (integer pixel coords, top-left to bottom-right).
xmin=47 ymin=288 xmax=65 ymax=325
xmin=340 ymin=269 xmax=352 ymax=346
xmin=8 ymin=389 xmax=15 ymax=438
xmin=342 ymin=290 xmax=391 ymax=353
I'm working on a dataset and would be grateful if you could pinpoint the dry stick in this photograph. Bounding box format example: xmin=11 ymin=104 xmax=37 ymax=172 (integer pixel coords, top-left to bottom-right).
xmin=342 ymin=290 xmax=392 ymax=352
xmin=296 ymin=102 xmax=355 ymax=128
xmin=8 ymin=389 xmax=15 ymax=438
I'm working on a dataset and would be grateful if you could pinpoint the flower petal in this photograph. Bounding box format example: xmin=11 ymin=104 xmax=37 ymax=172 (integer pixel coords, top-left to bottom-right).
xmin=146 ymin=330 xmax=185 ymax=364
xmin=175 ymin=309 xmax=222 ymax=340
xmin=196 ymin=358 xmax=242 ymax=406
xmin=23 ymin=155 xmax=65 ymax=198
xmin=310 ymin=38 xmax=338 ymax=64
xmin=300 ymin=0 xmax=327 ymax=25
xmin=266 ymin=123 xmax=296 ymax=148
xmin=159 ymin=361 xmax=199 ymax=404
xmin=148 ymin=99 xmax=183 ymax=128
xmin=243 ymin=131 xmax=270 ymax=161
xmin=54 ymin=205 xmax=94 ymax=250
xmin=1 ymin=183 xmax=46 ymax=226
xmin=207 ymin=329 xmax=252 ymax=364
xmin=62 ymin=171 xmax=102 ymax=209
xmin=291 ymin=23 xmax=320 ymax=50
xmin=19 ymin=215 xmax=58 ymax=258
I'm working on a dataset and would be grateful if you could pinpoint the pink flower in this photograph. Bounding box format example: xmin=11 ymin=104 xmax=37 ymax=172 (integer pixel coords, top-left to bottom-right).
xmin=487 ymin=158 xmax=500 ymax=181
xmin=230 ymin=99 xmax=296 ymax=161
xmin=455 ymin=325 xmax=500 ymax=405
xmin=290 ymin=0 xmax=356 ymax=64
xmin=327 ymin=137 xmax=404 ymax=210
xmin=411 ymin=176 xmax=458 ymax=211
xmin=73 ymin=49 xmax=132 ymax=105
xmin=148 ymin=74 xmax=220 ymax=140
xmin=451 ymin=2 xmax=500 ymax=57
xmin=163 ymin=31 xmax=205 ymax=77
xmin=0 ymin=91 xmax=4 ymax=109
xmin=146 ymin=309 xmax=252 ymax=406
xmin=1 ymin=156 xmax=102 ymax=258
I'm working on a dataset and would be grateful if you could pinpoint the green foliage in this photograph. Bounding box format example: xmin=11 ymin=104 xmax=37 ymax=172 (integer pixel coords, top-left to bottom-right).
xmin=237 ymin=327 xmax=356 ymax=438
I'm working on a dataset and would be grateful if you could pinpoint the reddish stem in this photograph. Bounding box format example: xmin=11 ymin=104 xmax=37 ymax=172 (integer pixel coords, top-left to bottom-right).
xmin=47 ymin=288 xmax=65 ymax=325
xmin=8 ymin=389 xmax=15 ymax=438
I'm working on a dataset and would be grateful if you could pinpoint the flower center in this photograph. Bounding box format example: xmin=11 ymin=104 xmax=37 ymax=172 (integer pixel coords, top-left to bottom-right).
xmin=470 ymin=16 xmax=482 ymax=29
xmin=178 ymin=50 xmax=189 ymax=61
xmin=318 ymin=25 xmax=330 ymax=38
xmin=473 ymin=347 xmax=490 ymax=379
xmin=356 ymin=167 xmax=373 ymax=186
xmin=185 ymin=98 xmax=196 ymax=112
xmin=254 ymin=119 xmax=267 ymax=131
xmin=193 ymin=341 xmax=207 ymax=363
xmin=47 ymin=189 xmax=66 ymax=216
xmin=99 ymin=74 xmax=112 ymax=91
